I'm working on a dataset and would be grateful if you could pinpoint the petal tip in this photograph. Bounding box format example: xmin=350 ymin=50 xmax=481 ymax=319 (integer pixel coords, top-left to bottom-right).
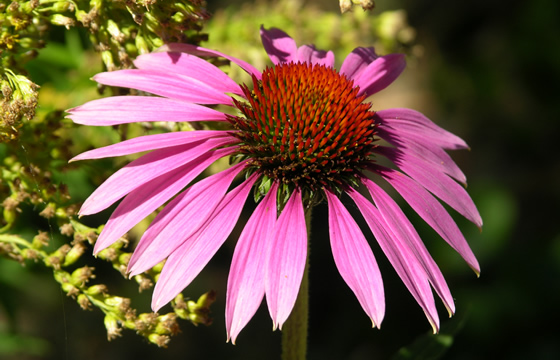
xmin=427 ymin=315 xmax=440 ymax=334
xmin=227 ymin=333 xmax=238 ymax=345
xmin=151 ymin=297 xmax=165 ymax=313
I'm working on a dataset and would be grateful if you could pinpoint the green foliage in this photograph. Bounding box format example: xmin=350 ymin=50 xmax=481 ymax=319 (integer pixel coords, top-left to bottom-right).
xmin=0 ymin=0 xmax=213 ymax=350
xmin=392 ymin=312 xmax=467 ymax=360
xmin=1 ymin=0 xmax=208 ymax=141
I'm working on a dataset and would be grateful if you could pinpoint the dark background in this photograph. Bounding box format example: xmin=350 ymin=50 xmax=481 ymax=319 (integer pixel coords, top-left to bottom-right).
xmin=2 ymin=0 xmax=559 ymax=359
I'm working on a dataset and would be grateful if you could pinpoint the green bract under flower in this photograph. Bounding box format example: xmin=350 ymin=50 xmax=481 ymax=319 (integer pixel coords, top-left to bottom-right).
xmin=229 ymin=62 xmax=378 ymax=204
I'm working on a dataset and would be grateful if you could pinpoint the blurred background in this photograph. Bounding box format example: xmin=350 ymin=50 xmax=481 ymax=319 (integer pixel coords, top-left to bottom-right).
xmin=1 ymin=0 xmax=559 ymax=359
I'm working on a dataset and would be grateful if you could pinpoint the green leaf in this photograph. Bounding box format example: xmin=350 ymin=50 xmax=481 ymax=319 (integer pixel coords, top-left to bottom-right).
xmin=392 ymin=310 xmax=468 ymax=360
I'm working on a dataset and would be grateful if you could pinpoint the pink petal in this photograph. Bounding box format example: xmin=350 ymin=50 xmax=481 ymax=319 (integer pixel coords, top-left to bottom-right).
xmin=92 ymin=149 xmax=234 ymax=254
xmin=362 ymin=178 xmax=455 ymax=316
xmin=347 ymin=188 xmax=440 ymax=333
xmin=377 ymin=108 xmax=469 ymax=150
xmin=127 ymin=162 xmax=248 ymax=276
xmin=133 ymin=52 xmax=243 ymax=95
xmin=71 ymin=131 xmax=236 ymax=162
xmin=376 ymin=144 xmax=466 ymax=188
xmin=93 ymin=70 xmax=232 ymax=105
xmin=352 ymin=53 xmax=406 ymax=98
xmin=265 ymin=187 xmax=307 ymax=330
xmin=340 ymin=47 xmax=379 ymax=80
xmin=151 ymin=174 xmax=258 ymax=311
xmin=376 ymin=129 xmax=467 ymax=184
xmin=380 ymin=147 xmax=483 ymax=228
xmin=375 ymin=166 xmax=480 ymax=275
xmin=296 ymin=45 xmax=335 ymax=67
xmin=226 ymin=183 xmax=278 ymax=344
xmin=67 ymin=96 xmax=228 ymax=126
xmin=79 ymin=138 xmax=235 ymax=216
xmin=157 ymin=43 xmax=262 ymax=80
xmin=325 ymin=189 xmax=385 ymax=328
xmin=260 ymin=26 xmax=298 ymax=65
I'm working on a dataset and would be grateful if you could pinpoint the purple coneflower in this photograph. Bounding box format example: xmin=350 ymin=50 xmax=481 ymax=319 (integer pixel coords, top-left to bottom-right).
xmin=67 ymin=26 xmax=481 ymax=343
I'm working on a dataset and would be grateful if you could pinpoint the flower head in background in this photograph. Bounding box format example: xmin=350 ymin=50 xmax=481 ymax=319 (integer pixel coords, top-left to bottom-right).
xmin=67 ymin=26 xmax=481 ymax=343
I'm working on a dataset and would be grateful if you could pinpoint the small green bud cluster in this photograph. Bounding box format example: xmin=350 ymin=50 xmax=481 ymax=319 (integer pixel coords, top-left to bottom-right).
xmin=1 ymin=69 xmax=39 ymax=141
xmin=0 ymin=111 xmax=215 ymax=345
xmin=1 ymin=0 xmax=46 ymax=139
xmin=0 ymin=157 xmax=73 ymax=233
xmin=69 ymin=0 xmax=209 ymax=71
xmin=339 ymin=0 xmax=375 ymax=13
xmin=172 ymin=291 xmax=216 ymax=327
xmin=1 ymin=0 xmax=208 ymax=140
xmin=1 ymin=0 xmax=47 ymax=67
xmin=1 ymin=0 xmax=208 ymax=70
xmin=1 ymin=214 xmax=216 ymax=346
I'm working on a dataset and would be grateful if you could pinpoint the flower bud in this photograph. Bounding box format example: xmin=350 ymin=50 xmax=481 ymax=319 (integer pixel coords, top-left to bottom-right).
xmin=2 ymin=206 xmax=17 ymax=226
xmin=85 ymin=284 xmax=108 ymax=296
xmin=63 ymin=243 xmax=86 ymax=266
xmin=21 ymin=248 xmax=39 ymax=261
xmin=106 ymin=20 xmax=125 ymax=43
xmin=147 ymin=333 xmax=170 ymax=348
xmin=101 ymin=50 xmax=116 ymax=71
xmin=31 ymin=231 xmax=48 ymax=249
xmin=46 ymin=244 xmax=71 ymax=269
xmin=77 ymin=294 xmax=91 ymax=310
xmin=19 ymin=0 xmax=39 ymax=13
xmin=154 ymin=313 xmax=179 ymax=335
xmin=134 ymin=274 xmax=153 ymax=292
xmin=339 ymin=0 xmax=352 ymax=13
xmin=104 ymin=314 xmax=122 ymax=340
xmin=59 ymin=223 xmax=74 ymax=237
xmin=49 ymin=14 xmax=75 ymax=29
xmin=132 ymin=34 xmax=148 ymax=56
xmin=39 ymin=203 xmax=56 ymax=218
xmin=70 ymin=265 xmax=95 ymax=286
xmin=61 ymin=282 xmax=79 ymax=297
xmin=51 ymin=1 xmax=73 ymax=13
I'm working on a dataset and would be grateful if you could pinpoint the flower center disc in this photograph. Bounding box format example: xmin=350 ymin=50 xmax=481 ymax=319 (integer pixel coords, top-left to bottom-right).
xmin=230 ymin=62 xmax=378 ymax=192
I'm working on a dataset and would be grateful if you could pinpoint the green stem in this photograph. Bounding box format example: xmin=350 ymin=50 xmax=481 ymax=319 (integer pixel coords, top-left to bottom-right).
xmin=281 ymin=210 xmax=312 ymax=360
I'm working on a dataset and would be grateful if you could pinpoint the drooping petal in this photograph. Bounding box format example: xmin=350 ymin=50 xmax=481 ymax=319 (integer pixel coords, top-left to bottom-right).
xmin=79 ymin=138 xmax=235 ymax=216
xmin=362 ymin=178 xmax=455 ymax=316
xmin=325 ymin=189 xmax=385 ymax=328
xmin=296 ymin=45 xmax=335 ymax=67
xmin=92 ymin=148 xmax=235 ymax=254
xmin=265 ymin=187 xmax=307 ymax=330
xmin=377 ymin=129 xmax=467 ymax=184
xmin=127 ymin=162 xmax=248 ymax=276
xmin=151 ymin=174 xmax=258 ymax=311
xmin=93 ymin=70 xmax=233 ymax=105
xmin=374 ymin=166 xmax=480 ymax=274
xmin=352 ymin=53 xmax=406 ymax=98
xmin=66 ymin=96 xmax=228 ymax=126
xmin=340 ymin=47 xmax=379 ymax=80
xmin=347 ymin=188 xmax=440 ymax=333
xmin=380 ymin=147 xmax=483 ymax=228
xmin=375 ymin=144 xmax=466 ymax=189
xmin=157 ymin=43 xmax=262 ymax=80
xmin=133 ymin=52 xmax=243 ymax=95
xmin=226 ymin=183 xmax=278 ymax=344
xmin=71 ymin=130 xmax=236 ymax=162
xmin=260 ymin=26 xmax=298 ymax=65
xmin=376 ymin=109 xmax=469 ymax=150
